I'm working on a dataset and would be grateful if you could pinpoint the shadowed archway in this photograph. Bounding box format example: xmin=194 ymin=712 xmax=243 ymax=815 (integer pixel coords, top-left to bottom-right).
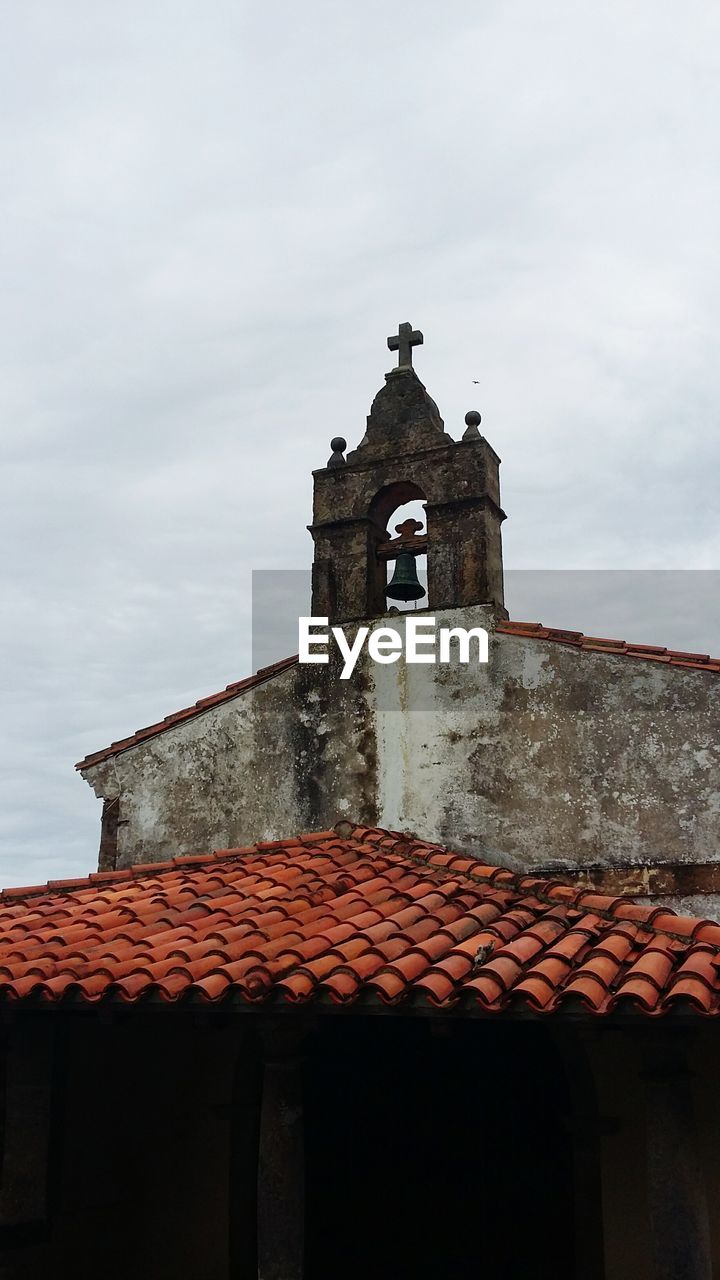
xmin=303 ymin=1016 xmax=578 ymax=1280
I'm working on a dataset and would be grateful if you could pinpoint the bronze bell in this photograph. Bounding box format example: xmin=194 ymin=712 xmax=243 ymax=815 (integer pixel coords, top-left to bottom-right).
xmin=386 ymin=552 xmax=426 ymax=602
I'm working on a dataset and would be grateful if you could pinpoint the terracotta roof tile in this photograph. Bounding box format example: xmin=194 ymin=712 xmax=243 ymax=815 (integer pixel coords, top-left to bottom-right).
xmin=496 ymin=621 xmax=720 ymax=673
xmin=2 ymin=823 xmax=720 ymax=1016
xmin=75 ymin=655 xmax=299 ymax=770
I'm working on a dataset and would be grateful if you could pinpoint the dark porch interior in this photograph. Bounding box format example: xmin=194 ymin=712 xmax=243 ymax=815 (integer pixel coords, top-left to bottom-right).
xmin=0 ymin=1011 xmax=600 ymax=1279
xmin=304 ymin=1016 xmax=576 ymax=1279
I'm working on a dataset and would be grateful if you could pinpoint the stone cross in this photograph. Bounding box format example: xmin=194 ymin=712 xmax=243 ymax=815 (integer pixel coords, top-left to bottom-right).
xmin=387 ymin=322 xmax=423 ymax=369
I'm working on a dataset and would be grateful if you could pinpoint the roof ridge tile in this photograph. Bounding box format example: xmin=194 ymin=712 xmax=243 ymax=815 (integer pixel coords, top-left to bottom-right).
xmin=496 ymin=620 xmax=720 ymax=674
xmin=75 ymin=654 xmax=299 ymax=771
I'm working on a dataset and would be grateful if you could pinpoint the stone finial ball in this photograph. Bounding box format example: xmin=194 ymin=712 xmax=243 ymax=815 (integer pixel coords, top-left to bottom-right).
xmin=330 ymin=436 xmax=347 ymax=452
xmin=464 ymin=410 xmax=481 ymax=428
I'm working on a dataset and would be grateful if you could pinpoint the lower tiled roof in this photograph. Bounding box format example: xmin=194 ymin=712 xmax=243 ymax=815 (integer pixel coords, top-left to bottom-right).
xmin=2 ymin=824 xmax=720 ymax=1015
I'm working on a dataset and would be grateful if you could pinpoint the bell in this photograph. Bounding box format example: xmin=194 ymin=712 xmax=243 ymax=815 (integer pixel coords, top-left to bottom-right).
xmin=386 ymin=552 xmax=426 ymax=602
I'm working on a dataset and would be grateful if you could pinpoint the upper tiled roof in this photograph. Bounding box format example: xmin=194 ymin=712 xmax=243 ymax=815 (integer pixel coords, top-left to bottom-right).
xmin=496 ymin=620 xmax=720 ymax=672
xmin=2 ymin=823 xmax=720 ymax=1015
xmin=75 ymin=655 xmax=299 ymax=771
xmin=76 ymin=619 xmax=720 ymax=772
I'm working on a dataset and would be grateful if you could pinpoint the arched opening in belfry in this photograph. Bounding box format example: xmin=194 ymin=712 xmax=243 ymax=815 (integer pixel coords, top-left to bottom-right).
xmin=383 ymin=499 xmax=427 ymax=611
xmin=368 ymin=481 xmax=428 ymax=615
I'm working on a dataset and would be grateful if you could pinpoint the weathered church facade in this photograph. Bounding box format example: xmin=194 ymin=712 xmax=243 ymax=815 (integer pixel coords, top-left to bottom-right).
xmin=0 ymin=326 xmax=719 ymax=1280
xmin=79 ymin=324 xmax=720 ymax=918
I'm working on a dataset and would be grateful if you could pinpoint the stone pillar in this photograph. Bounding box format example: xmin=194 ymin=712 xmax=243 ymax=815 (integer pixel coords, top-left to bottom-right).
xmin=309 ymin=517 xmax=382 ymax=623
xmin=425 ymin=492 xmax=505 ymax=616
xmin=0 ymin=1023 xmax=55 ymax=1230
xmin=229 ymin=1033 xmax=263 ymax=1280
xmin=257 ymin=1029 xmax=305 ymax=1280
xmin=98 ymin=795 xmax=120 ymax=871
xmin=641 ymin=1033 xmax=711 ymax=1280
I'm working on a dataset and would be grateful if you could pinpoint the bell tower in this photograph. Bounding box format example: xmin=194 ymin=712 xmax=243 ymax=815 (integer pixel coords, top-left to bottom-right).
xmin=308 ymin=323 xmax=507 ymax=623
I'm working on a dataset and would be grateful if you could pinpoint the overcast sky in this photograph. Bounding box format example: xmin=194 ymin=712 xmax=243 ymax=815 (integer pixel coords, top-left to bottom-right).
xmin=1 ymin=1 xmax=720 ymax=887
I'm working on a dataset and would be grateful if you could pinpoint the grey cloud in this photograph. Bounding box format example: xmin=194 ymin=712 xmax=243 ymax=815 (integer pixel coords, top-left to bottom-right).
xmin=1 ymin=0 xmax=719 ymax=884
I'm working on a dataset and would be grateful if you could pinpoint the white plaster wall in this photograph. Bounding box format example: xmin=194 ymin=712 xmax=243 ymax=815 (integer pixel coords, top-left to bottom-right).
xmin=372 ymin=606 xmax=720 ymax=866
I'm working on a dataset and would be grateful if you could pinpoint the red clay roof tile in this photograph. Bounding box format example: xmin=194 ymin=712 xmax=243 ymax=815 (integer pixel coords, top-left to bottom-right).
xmin=75 ymin=654 xmax=299 ymax=771
xmin=496 ymin=621 xmax=720 ymax=673
xmin=1 ymin=823 xmax=720 ymax=1016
